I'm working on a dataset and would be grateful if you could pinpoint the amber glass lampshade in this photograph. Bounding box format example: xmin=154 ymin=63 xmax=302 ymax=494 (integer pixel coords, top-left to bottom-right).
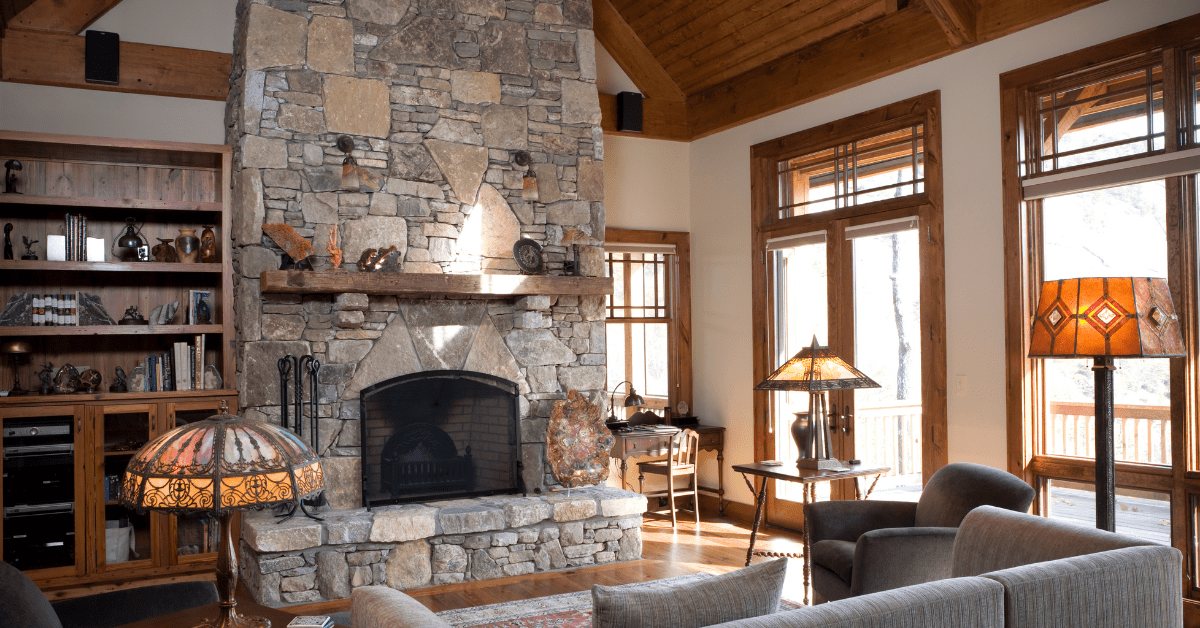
xmin=1029 ymin=277 xmax=1184 ymax=359
xmin=121 ymin=401 xmax=324 ymax=628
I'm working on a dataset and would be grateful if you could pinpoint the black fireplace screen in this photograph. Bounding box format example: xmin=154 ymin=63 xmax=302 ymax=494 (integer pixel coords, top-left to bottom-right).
xmin=359 ymin=371 xmax=522 ymax=507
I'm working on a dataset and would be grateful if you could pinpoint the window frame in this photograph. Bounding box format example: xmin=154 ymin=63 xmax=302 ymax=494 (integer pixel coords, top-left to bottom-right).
xmin=1001 ymin=12 xmax=1200 ymax=598
xmin=604 ymin=228 xmax=693 ymax=418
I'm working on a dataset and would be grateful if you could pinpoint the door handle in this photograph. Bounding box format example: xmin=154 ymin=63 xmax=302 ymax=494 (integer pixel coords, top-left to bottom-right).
xmin=842 ymin=405 xmax=852 ymax=434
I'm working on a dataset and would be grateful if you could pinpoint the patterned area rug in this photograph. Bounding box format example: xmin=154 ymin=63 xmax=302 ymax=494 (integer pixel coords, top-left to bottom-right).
xmin=434 ymin=573 xmax=803 ymax=627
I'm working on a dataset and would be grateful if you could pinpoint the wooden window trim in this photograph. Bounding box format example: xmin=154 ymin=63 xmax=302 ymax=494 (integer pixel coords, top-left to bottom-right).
xmin=750 ymin=91 xmax=949 ymax=483
xmin=1001 ymin=12 xmax=1200 ymax=599
xmin=605 ymin=228 xmax=693 ymax=416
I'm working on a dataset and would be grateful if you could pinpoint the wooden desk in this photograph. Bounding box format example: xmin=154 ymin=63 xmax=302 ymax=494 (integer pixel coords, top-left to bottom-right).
xmin=733 ymin=461 xmax=889 ymax=605
xmin=611 ymin=425 xmax=725 ymax=515
xmin=115 ymin=602 xmax=349 ymax=628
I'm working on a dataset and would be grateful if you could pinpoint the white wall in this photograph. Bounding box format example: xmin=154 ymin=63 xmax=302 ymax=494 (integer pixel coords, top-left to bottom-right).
xmin=0 ymin=0 xmax=236 ymax=145
xmin=604 ymin=135 xmax=691 ymax=232
xmin=686 ymin=0 xmax=1200 ymax=507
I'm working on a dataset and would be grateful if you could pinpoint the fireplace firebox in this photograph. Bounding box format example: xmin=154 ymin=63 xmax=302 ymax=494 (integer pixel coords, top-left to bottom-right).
xmin=359 ymin=371 xmax=522 ymax=507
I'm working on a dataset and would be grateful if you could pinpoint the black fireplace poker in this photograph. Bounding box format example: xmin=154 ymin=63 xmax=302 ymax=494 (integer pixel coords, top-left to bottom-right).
xmin=276 ymin=353 xmax=323 ymax=523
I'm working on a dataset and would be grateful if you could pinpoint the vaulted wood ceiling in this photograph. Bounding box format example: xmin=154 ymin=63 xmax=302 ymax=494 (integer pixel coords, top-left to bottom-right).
xmin=0 ymin=0 xmax=1109 ymax=142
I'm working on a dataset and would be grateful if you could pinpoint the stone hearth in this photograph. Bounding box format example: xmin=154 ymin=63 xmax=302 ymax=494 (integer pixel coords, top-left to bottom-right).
xmin=240 ymin=487 xmax=645 ymax=605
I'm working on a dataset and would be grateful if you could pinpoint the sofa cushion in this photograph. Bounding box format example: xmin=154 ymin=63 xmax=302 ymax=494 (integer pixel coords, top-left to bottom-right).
xmin=812 ymin=540 xmax=855 ymax=584
xmin=591 ymin=558 xmax=787 ymax=628
xmin=0 ymin=561 xmax=62 ymax=628
xmin=351 ymin=586 xmax=451 ymax=628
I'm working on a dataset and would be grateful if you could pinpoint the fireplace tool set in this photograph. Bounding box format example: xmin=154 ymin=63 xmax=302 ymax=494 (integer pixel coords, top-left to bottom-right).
xmin=277 ymin=354 xmax=324 ymax=522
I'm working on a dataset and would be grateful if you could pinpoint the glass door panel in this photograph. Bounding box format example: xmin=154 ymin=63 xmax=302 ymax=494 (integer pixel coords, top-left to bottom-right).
xmin=850 ymin=226 xmax=923 ymax=500
xmin=166 ymin=400 xmax=225 ymax=563
xmin=96 ymin=404 xmax=155 ymax=571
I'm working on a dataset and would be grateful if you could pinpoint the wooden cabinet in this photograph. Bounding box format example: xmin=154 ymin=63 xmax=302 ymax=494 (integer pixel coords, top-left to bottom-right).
xmin=0 ymin=131 xmax=237 ymax=593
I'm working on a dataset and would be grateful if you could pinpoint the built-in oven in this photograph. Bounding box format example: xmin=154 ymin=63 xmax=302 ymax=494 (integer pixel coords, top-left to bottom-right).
xmin=3 ymin=417 xmax=77 ymax=571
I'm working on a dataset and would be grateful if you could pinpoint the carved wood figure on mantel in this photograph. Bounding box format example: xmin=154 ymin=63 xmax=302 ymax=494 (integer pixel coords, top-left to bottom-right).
xmin=327 ymin=224 xmax=343 ymax=269
xmin=547 ymin=389 xmax=615 ymax=488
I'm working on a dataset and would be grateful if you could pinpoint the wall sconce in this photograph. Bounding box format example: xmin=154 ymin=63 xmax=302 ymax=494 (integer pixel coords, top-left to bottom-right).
xmin=514 ymin=150 xmax=538 ymax=202
xmin=337 ymin=135 xmax=360 ymax=191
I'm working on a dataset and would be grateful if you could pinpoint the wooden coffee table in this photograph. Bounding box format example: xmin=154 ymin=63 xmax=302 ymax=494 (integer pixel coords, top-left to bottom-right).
xmin=115 ymin=602 xmax=349 ymax=628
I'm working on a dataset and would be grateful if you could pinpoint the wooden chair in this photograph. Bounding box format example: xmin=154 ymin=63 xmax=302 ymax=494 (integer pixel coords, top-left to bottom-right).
xmin=637 ymin=428 xmax=700 ymax=528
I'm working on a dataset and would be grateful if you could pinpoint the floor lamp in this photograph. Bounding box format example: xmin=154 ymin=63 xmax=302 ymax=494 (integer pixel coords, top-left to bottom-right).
xmin=1029 ymin=277 xmax=1184 ymax=532
xmin=121 ymin=401 xmax=325 ymax=628
xmin=755 ymin=335 xmax=880 ymax=469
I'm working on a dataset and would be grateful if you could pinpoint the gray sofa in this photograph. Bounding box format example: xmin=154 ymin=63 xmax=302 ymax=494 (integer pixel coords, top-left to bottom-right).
xmin=351 ymin=505 xmax=1182 ymax=628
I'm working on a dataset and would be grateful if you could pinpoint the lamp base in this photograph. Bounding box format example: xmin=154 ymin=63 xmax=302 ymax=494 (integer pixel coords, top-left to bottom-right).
xmin=193 ymin=611 xmax=270 ymax=628
xmin=798 ymin=457 xmax=843 ymax=470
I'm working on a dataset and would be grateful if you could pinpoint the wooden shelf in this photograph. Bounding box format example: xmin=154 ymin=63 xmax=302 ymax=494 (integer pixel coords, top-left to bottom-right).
xmin=260 ymin=270 xmax=615 ymax=297
xmin=0 ymin=194 xmax=222 ymax=214
xmin=0 ymin=260 xmax=222 ymax=273
xmin=0 ymin=388 xmax=235 ymax=406
xmin=0 ymin=324 xmax=222 ymax=337
xmin=104 ymin=450 xmax=138 ymax=457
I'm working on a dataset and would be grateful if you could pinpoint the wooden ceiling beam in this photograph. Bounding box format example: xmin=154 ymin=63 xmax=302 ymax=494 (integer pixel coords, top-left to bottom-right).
xmin=593 ymin=0 xmax=686 ymax=102
xmin=11 ymin=0 xmax=124 ymax=34
xmin=1 ymin=29 xmax=230 ymax=100
xmin=686 ymin=0 xmax=1108 ymax=139
xmin=599 ymin=93 xmax=689 ymax=141
xmin=924 ymin=0 xmax=977 ymax=47
xmin=0 ymin=0 xmax=37 ymax=35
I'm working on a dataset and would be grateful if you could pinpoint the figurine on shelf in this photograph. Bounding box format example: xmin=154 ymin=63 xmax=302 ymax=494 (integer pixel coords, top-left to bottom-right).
xmin=199 ymin=225 xmax=218 ymax=263
xmin=20 ymin=236 xmax=37 ymax=260
xmin=4 ymin=159 xmax=22 ymax=194
xmin=152 ymin=238 xmax=178 ymax=263
xmin=110 ymin=367 xmax=128 ymax=393
xmin=79 ymin=369 xmax=102 ymax=394
xmin=327 ymin=225 xmax=343 ymax=269
xmin=118 ymin=306 xmax=148 ymax=325
xmin=149 ymin=301 xmax=179 ymax=325
xmin=53 ymin=363 xmax=79 ymax=394
xmin=37 ymin=363 xmax=53 ymax=395
xmin=3 ymin=223 xmax=12 ymax=260
xmin=357 ymin=246 xmax=401 ymax=272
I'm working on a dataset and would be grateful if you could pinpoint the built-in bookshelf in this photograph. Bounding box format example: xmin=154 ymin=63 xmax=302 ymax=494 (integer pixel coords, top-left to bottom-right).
xmin=0 ymin=131 xmax=236 ymax=592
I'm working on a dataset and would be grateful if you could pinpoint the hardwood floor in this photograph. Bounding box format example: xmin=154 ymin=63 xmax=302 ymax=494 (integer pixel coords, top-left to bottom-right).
xmin=286 ymin=512 xmax=808 ymax=616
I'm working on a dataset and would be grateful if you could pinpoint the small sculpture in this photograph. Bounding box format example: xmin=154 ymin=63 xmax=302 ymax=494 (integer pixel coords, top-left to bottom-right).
xmin=79 ymin=368 xmax=102 ymax=394
xmin=3 ymin=223 xmax=12 ymax=260
xmin=356 ymin=246 xmax=401 ymax=272
xmin=110 ymin=366 xmax=128 ymax=393
xmin=199 ymin=225 xmax=218 ymax=263
xmin=20 ymin=236 xmax=37 ymax=260
xmin=326 ymin=225 xmax=343 ymax=269
xmin=546 ymin=389 xmax=615 ymax=488
xmin=263 ymin=223 xmax=314 ymax=269
xmin=203 ymin=365 xmax=223 ymax=390
xmin=4 ymin=159 xmax=22 ymax=194
xmin=152 ymin=238 xmax=178 ymax=262
xmin=54 ymin=363 xmax=80 ymax=394
xmin=119 ymin=306 xmax=148 ymax=325
xmin=128 ymin=366 xmax=146 ymax=393
xmin=148 ymin=301 xmax=179 ymax=325
xmin=37 ymin=363 xmax=54 ymax=395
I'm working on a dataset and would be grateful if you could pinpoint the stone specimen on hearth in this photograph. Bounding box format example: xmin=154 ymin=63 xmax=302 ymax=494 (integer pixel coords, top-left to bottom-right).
xmin=148 ymin=301 xmax=179 ymax=326
xmin=356 ymin=246 xmax=401 ymax=272
xmin=110 ymin=366 xmax=128 ymax=393
xmin=79 ymin=368 xmax=102 ymax=393
xmin=0 ymin=293 xmax=33 ymax=326
xmin=77 ymin=293 xmax=115 ymax=326
xmin=546 ymin=389 xmax=614 ymax=488
xmin=54 ymin=363 xmax=80 ymax=394
xmin=263 ymin=222 xmax=314 ymax=262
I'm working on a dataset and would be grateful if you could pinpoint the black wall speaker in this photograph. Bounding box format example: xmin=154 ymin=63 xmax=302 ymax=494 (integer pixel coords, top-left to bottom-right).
xmin=85 ymin=30 xmax=120 ymax=86
xmin=616 ymin=91 xmax=643 ymax=133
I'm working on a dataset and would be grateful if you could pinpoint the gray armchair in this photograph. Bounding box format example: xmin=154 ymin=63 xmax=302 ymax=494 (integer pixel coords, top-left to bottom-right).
xmin=805 ymin=462 xmax=1034 ymax=603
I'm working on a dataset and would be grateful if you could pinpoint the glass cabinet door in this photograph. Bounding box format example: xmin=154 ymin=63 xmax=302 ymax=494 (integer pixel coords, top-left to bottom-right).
xmin=93 ymin=403 xmax=157 ymax=572
xmin=164 ymin=399 xmax=229 ymax=564
xmin=1 ymin=405 xmax=86 ymax=577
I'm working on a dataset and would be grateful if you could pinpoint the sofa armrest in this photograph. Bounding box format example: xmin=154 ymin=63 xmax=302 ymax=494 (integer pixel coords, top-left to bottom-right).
xmin=351 ymin=586 xmax=451 ymax=628
xmin=804 ymin=500 xmax=918 ymax=544
xmin=850 ymin=527 xmax=957 ymax=596
xmin=704 ymin=577 xmax=1004 ymax=628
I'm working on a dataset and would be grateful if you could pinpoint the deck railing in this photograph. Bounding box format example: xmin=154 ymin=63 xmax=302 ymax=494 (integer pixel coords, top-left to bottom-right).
xmin=855 ymin=403 xmax=923 ymax=477
xmin=1044 ymin=401 xmax=1170 ymax=465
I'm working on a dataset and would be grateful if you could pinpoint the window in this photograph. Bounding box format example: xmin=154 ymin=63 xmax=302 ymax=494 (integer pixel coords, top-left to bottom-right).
xmin=1002 ymin=14 xmax=1200 ymax=591
xmin=752 ymin=92 xmax=947 ymax=525
xmin=604 ymin=230 xmax=692 ymax=419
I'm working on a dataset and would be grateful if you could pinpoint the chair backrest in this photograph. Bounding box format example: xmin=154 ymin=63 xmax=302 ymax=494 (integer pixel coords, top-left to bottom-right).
xmin=0 ymin=561 xmax=62 ymax=628
xmin=669 ymin=429 xmax=699 ymax=467
xmin=914 ymin=462 xmax=1035 ymax=528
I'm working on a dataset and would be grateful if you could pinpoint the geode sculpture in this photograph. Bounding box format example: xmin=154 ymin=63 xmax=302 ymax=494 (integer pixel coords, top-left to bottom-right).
xmin=546 ymin=389 xmax=615 ymax=488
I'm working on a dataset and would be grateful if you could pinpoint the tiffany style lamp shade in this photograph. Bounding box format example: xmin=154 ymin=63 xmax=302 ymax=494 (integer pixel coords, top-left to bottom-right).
xmin=121 ymin=401 xmax=324 ymax=628
xmin=1029 ymin=277 xmax=1184 ymax=532
xmin=755 ymin=336 xmax=880 ymax=469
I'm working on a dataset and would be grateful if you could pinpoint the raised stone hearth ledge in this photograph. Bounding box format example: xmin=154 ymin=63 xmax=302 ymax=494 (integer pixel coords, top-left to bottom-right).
xmin=260 ymin=270 xmax=613 ymax=297
xmin=239 ymin=487 xmax=646 ymax=606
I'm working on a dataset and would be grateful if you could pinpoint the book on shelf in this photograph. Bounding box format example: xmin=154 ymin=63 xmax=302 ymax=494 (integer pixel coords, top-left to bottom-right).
xmin=287 ymin=617 xmax=334 ymax=628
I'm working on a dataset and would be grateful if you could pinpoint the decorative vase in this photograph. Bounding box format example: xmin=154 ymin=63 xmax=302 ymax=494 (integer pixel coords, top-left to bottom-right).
xmin=199 ymin=225 xmax=217 ymax=263
xmin=176 ymin=228 xmax=200 ymax=264
xmin=151 ymin=238 xmax=177 ymax=263
xmin=790 ymin=411 xmax=812 ymax=464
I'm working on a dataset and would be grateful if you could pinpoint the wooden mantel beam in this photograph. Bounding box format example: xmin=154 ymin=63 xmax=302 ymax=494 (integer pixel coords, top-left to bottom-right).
xmin=924 ymin=0 xmax=977 ymax=47
xmin=10 ymin=0 xmax=124 ymax=34
xmin=1 ymin=28 xmax=230 ymax=100
xmin=593 ymin=0 xmax=686 ymax=103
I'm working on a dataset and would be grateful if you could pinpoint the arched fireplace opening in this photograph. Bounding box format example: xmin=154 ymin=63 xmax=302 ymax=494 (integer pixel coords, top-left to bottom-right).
xmin=359 ymin=371 xmax=522 ymax=507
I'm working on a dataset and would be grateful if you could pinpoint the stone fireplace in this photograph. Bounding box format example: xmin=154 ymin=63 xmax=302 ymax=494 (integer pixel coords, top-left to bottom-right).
xmin=225 ymin=0 xmax=638 ymax=605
